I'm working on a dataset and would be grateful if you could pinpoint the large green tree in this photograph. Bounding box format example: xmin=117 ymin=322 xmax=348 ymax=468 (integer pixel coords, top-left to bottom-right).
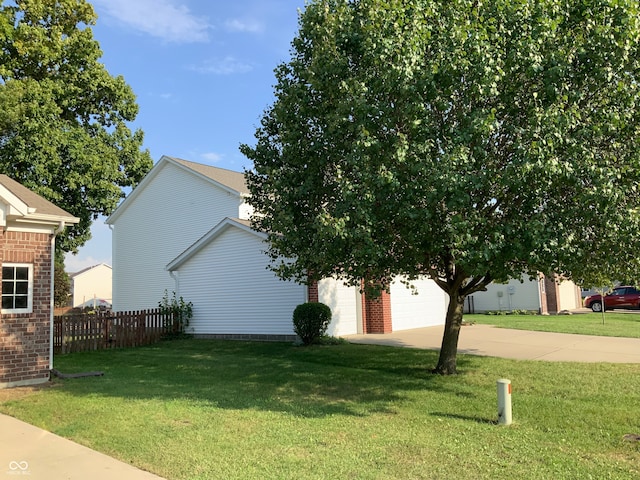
xmin=242 ymin=0 xmax=640 ymax=374
xmin=0 ymin=0 xmax=152 ymax=252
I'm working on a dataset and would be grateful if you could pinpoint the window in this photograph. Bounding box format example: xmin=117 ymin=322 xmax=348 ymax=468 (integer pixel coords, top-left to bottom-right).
xmin=2 ymin=264 xmax=33 ymax=313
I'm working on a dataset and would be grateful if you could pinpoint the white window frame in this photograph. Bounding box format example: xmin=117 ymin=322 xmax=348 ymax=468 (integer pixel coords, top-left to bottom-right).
xmin=2 ymin=263 xmax=33 ymax=314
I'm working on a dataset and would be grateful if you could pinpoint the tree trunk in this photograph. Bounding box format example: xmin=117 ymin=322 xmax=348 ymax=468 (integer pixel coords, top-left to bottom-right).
xmin=433 ymin=291 xmax=465 ymax=375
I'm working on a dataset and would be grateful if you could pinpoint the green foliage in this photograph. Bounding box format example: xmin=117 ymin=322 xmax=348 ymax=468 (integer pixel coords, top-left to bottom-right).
xmin=292 ymin=302 xmax=332 ymax=345
xmin=158 ymin=290 xmax=193 ymax=335
xmin=53 ymin=251 xmax=70 ymax=308
xmin=242 ymin=0 xmax=640 ymax=373
xmin=0 ymin=0 xmax=153 ymax=253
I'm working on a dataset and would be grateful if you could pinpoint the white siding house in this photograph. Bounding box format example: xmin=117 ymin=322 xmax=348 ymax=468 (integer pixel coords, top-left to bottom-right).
xmin=467 ymin=274 xmax=582 ymax=314
xmin=70 ymin=263 xmax=112 ymax=308
xmin=107 ymin=155 xmax=447 ymax=338
xmin=106 ymin=156 xmax=249 ymax=312
xmin=166 ymin=218 xmax=307 ymax=337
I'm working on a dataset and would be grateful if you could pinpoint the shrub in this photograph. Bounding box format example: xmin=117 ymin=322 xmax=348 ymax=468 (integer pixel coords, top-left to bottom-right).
xmin=158 ymin=290 xmax=193 ymax=336
xmin=293 ymin=302 xmax=332 ymax=345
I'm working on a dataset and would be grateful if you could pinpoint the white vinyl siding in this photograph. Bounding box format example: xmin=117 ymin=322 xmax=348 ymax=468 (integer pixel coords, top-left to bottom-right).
xmin=111 ymin=161 xmax=244 ymax=311
xmin=71 ymin=264 xmax=112 ymax=307
xmin=468 ymin=276 xmax=541 ymax=312
xmin=558 ymin=280 xmax=580 ymax=310
xmin=390 ymin=277 xmax=447 ymax=331
xmin=175 ymin=226 xmax=306 ymax=335
xmin=319 ymin=278 xmax=360 ymax=336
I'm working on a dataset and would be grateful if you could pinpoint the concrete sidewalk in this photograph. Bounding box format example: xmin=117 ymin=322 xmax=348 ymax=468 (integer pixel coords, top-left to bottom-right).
xmin=0 ymin=414 xmax=165 ymax=480
xmin=345 ymin=324 xmax=640 ymax=363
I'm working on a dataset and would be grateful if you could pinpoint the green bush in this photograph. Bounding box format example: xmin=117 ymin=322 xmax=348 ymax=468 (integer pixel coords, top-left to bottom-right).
xmin=293 ymin=302 xmax=332 ymax=345
xmin=158 ymin=290 xmax=193 ymax=337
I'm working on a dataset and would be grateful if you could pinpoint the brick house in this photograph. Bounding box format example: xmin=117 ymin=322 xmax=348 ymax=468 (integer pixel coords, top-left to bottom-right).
xmin=0 ymin=175 xmax=78 ymax=389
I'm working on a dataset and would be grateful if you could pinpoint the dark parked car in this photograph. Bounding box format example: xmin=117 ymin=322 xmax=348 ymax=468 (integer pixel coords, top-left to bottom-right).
xmin=583 ymin=286 xmax=640 ymax=312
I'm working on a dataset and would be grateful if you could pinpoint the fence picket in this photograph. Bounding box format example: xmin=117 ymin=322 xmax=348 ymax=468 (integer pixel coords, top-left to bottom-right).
xmin=53 ymin=308 xmax=175 ymax=354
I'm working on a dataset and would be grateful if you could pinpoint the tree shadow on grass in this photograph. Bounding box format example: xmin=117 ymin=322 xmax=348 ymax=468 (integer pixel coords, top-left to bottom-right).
xmin=430 ymin=412 xmax=497 ymax=425
xmin=50 ymin=339 xmax=477 ymax=419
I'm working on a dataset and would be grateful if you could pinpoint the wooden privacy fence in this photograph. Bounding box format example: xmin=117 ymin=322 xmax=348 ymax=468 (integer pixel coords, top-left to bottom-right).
xmin=53 ymin=308 xmax=178 ymax=354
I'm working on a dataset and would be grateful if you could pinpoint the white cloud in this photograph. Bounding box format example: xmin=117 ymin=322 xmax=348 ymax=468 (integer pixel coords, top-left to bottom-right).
xmin=201 ymin=152 xmax=223 ymax=163
xmin=93 ymin=0 xmax=210 ymax=43
xmin=224 ymin=18 xmax=265 ymax=34
xmin=190 ymin=56 xmax=254 ymax=75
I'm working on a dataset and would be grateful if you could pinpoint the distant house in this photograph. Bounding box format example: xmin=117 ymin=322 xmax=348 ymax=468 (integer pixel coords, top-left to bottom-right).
xmin=0 ymin=175 xmax=78 ymax=388
xmin=466 ymin=274 xmax=582 ymax=314
xmin=69 ymin=263 xmax=112 ymax=308
xmin=106 ymin=156 xmax=447 ymax=338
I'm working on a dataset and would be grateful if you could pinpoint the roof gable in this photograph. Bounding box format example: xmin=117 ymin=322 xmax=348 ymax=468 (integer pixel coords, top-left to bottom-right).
xmin=166 ymin=217 xmax=264 ymax=271
xmin=0 ymin=175 xmax=79 ymax=227
xmin=106 ymin=155 xmax=249 ymax=224
xmin=70 ymin=263 xmax=112 ymax=278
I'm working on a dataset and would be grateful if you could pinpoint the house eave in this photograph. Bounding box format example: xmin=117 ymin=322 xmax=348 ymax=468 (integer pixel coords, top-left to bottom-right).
xmin=166 ymin=217 xmax=266 ymax=272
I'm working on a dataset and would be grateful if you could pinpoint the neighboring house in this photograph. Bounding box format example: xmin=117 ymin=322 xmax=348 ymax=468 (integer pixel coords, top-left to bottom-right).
xmin=0 ymin=175 xmax=78 ymax=389
xmin=466 ymin=274 xmax=582 ymax=314
xmin=107 ymin=156 xmax=447 ymax=338
xmin=69 ymin=263 xmax=112 ymax=308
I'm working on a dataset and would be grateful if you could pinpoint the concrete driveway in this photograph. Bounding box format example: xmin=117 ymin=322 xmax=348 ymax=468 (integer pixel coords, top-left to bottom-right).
xmin=345 ymin=324 xmax=640 ymax=363
xmin=0 ymin=413 xmax=165 ymax=480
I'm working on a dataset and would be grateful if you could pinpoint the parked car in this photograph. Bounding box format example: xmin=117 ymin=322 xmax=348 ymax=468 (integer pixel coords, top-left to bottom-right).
xmin=583 ymin=286 xmax=640 ymax=312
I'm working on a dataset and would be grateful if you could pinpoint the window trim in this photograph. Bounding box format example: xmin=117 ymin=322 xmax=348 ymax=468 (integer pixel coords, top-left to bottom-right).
xmin=2 ymin=263 xmax=33 ymax=314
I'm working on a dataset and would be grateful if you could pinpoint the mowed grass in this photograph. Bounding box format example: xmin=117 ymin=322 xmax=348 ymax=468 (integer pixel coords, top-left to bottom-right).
xmin=467 ymin=311 xmax=640 ymax=338
xmin=1 ymin=339 xmax=639 ymax=479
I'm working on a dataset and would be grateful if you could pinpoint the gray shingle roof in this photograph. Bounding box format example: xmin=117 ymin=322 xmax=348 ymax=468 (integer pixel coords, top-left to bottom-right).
xmin=168 ymin=157 xmax=249 ymax=195
xmin=0 ymin=174 xmax=78 ymax=220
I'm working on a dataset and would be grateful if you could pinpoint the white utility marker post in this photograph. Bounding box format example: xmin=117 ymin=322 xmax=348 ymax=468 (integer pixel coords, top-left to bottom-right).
xmin=497 ymin=378 xmax=512 ymax=425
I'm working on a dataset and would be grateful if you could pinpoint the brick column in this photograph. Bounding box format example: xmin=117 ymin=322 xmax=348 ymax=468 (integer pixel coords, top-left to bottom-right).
xmin=544 ymin=275 xmax=560 ymax=314
xmin=363 ymin=289 xmax=392 ymax=334
xmin=307 ymin=280 xmax=319 ymax=303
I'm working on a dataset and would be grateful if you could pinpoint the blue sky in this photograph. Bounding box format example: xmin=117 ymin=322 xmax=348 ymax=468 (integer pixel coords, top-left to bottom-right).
xmin=64 ymin=0 xmax=305 ymax=272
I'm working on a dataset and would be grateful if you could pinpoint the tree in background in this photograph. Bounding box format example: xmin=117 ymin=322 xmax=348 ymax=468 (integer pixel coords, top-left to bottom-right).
xmin=242 ymin=0 xmax=640 ymax=374
xmin=54 ymin=251 xmax=71 ymax=308
xmin=0 ymin=0 xmax=153 ymax=253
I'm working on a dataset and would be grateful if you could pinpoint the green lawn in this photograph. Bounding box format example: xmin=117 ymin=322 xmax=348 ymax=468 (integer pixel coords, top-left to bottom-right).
xmin=466 ymin=311 xmax=640 ymax=338
xmin=1 ymin=339 xmax=639 ymax=479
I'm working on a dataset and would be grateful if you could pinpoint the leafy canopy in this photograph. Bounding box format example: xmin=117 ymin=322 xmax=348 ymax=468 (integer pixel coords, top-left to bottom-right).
xmin=243 ymin=0 xmax=640 ymax=295
xmin=0 ymin=0 xmax=153 ymax=252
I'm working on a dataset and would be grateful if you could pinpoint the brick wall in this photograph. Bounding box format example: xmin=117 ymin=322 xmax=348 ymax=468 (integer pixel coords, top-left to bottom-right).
xmin=307 ymin=280 xmax=319 ymax=303
xmin=544 ymin=275 xmax=559 ymax=314
xmin=362 ymin=288 xmax=393 ymax=334
xmin=0 ymin=230 xmax=53 ymax=388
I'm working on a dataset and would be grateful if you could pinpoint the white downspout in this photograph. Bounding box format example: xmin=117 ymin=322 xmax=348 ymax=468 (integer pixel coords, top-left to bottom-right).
xmin=169 ymin=270 xmax=179 ymax=298
xmin=109 ymin=224 xmax=115 ymax=311
xmin=50 ymin=221 xmax=65 ymax=370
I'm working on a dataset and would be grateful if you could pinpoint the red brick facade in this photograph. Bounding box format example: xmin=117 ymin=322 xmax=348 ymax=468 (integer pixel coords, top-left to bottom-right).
xmin=362 ymin=285 xmax=393 ymax=334
xmin=0 ymin=230 xmax=53 ymax=388
xmin=543 ymin=276 xmax=559 ymax=314
xmin=308 ymin=279 xmax=394 ymax=334
xmin=307 ymin=280 xmax=319 ymax=303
